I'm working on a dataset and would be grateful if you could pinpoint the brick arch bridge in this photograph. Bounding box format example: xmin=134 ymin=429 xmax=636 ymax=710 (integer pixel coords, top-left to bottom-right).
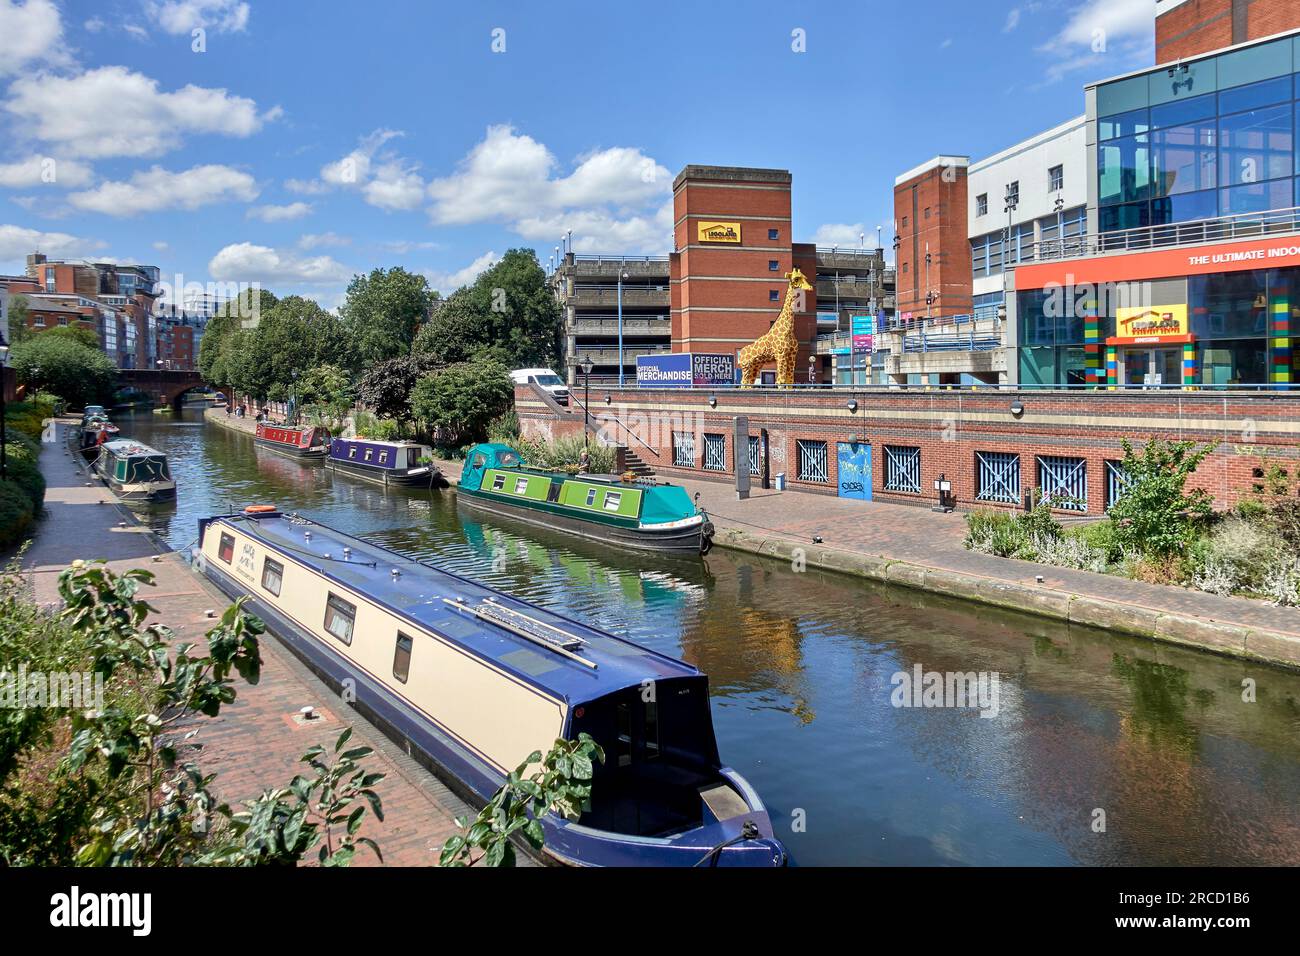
xmin=116 ymin=368 xmax=210 ymax=412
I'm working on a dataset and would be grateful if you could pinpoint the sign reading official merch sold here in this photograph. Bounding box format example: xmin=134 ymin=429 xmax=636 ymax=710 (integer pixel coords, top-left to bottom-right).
xmin=637 ymin=353 xmax=736 ymax=387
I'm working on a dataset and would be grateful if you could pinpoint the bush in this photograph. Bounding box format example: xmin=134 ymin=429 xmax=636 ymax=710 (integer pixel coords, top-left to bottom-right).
xmin=487 ymin=410 xmax=520 ymax=444
xmin=1262 ymin=559 xmax=1300 ymax=607
xmin=3 ymin=459 xmax=45 ymax=512
xmin=9 ymin=336 xmax=115 ymax=409
xmin=1184 ymin=517 xmax=1286 ymax=596
xmin=1069 ymin=520 xmax=1123 ymax=565
xmin=352 ymin=410 xmax=401 ymax=440
xmin=1108 ymin=438 xmax=1215 ymax=558
xmin=0 ymin=480 xmax=35 ymax=549
xmin=518 ymin=435 xmax=615 ymax=475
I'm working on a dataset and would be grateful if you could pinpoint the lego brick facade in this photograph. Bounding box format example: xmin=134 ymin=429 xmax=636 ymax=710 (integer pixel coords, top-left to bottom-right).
xmin=1156 ymin=0 xmax=1300 ymax=63
xmin=893 ymin=163 xmax=972 ymax=320
xmin=516 ymin=386 xmax=1299 ymax=516
xmin=670 ymin=166 xmax=817 ymax=376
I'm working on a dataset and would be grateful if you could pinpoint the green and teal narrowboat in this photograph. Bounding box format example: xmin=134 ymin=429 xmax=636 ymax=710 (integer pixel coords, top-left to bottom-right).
xmin=94 ymin=439 xmax=176 ymax=502
xmin=458 ymin=443 xmax=714 ymax=554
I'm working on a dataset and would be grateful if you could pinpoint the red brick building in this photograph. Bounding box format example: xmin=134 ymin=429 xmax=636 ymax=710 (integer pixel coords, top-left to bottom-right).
xmin=892 ymin=156 xmax=972 ymax=321
xmin=1156 ymin=0 xmax=1300 ymax=63
xmin=669 ymin=166 xmax=819 ymax=379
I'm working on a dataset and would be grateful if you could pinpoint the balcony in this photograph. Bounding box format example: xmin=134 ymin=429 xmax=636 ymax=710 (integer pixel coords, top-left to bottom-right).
xmin=1030 ymin=205 xmax=1300 ymax=262
xmin=571 ymin=316 xmax=672 ymax=337
xmin=570 ymin=286 xmax=669 ymax=309
xmin=572 ymin=345 xmax=671 ymax=366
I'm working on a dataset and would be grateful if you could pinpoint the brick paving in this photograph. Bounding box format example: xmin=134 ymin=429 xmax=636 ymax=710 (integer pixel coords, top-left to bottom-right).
xmin=19 ymin=422 xmax=516 ymax=867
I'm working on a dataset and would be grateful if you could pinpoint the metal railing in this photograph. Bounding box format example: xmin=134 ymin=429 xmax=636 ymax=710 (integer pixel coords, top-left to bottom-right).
xmin=886 ymin=304 xmax=1002 ymax=332
xmin=571 ymin=254 xmax=670 ymax=263
xmin=1031 ymin=205 xmax=1300 ymax=261
xmin=902 ymin=330 xmax=1002 ymax=353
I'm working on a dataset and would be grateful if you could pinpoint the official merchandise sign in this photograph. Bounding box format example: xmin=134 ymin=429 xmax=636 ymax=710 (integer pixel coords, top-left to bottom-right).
xmin=636 ymin=354 xmax=692 ymax=388
xmin=691 ymin=353 xmax=735 ymax=386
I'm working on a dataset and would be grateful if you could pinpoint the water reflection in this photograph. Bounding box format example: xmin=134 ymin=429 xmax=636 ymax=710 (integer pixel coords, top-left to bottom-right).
xmin=114 ymin=409 xmax=1300 ymax=866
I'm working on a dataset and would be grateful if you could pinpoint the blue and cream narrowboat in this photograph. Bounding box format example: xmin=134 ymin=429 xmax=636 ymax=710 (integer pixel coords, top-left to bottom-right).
xmin=193 ymin=509 xmax=786 ymax=867
xmin=255 ymin=422 xmax=331 ymax=460
xmin=327 ymin=438 xmax=442 ymax=487
xmin=94 ymin=439 xmax=176 ymax=501
xmin=457 ymin=444 xmax=714 ymax=554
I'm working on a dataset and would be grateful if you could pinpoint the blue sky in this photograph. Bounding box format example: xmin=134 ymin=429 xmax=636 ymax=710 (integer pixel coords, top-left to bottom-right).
xmin=0 ymin=0 xmax=1157 ymax=308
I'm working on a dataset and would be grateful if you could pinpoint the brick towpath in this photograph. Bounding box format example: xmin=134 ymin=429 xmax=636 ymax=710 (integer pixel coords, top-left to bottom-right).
xmin=432 ymin=453 xmax=1300 ymax=668
xmin=21 ymin=422 xmax=519 ymax=867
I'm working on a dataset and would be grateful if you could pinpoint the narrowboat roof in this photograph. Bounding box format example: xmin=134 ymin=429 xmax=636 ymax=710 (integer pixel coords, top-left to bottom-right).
xmin=102 ymin=439 xmax=166 ymax=457
xmin=211 ymin=512 xmax=700 ymax=703
xmin=333 ymin=438 xmax=430 ymax=449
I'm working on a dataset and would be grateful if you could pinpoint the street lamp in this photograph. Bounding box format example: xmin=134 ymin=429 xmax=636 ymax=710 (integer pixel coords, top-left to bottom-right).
xmin=0 ymin=342 xmax=9 ymax=480
xmin=616 ymin=270 xmax=629 ymax=387
xmin=808 ymin=354 xmax=817 ymax=386
xmin=579 ymin=355 xmax=593 ymax=451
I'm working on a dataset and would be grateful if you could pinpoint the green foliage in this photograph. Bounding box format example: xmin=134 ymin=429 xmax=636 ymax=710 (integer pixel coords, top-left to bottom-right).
xmin=199 ymin=727 xmax=384 ymax=867
xmin=9 ymin=335 xmax=115 ymax=409
xmin=6 ymin=295 xmax=32 ymax=344
xmin=410 ymin=357 xmax=514 ymax=447
xmin=1108 ymin=438 xmax=1215 ymax=558
xmin=352 ymin=410 xmax=400 ymax=440
xmin=0 ymin=481 xmax=35 ymax=550
xmin=0 ymin=561 xmax=384 ymax=866
xmin=354 ymin=353 xmax=442 ymax=423
xmin=439 ymin=733 xmax=604 ymax=867
xmin=487 ymin=410 xmax=520 ymax=444
xmin=342 ymin=267 xmax=437 ymax=368
xmin=518 ymin=434 xmax=615 ymax=475
xmin=227 ymin=296 xmax=353 ymax=402
xmin=295 ymin=363 xmax=352 ymax=434
xmin=40 ymin=324 xmax=100 ymax=350
xmin=412 ymin=249 xmax=559 ymax=368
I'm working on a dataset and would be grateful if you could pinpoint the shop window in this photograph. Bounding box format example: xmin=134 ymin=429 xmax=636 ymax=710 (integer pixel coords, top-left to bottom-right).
xmin=1218 ymin=76 xmax=1292 ymax=116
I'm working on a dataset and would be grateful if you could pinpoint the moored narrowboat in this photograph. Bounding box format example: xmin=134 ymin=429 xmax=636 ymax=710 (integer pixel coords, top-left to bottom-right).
xmin=457 ymin=443 xmax=714 ymax=554
xmin=327 ymin=437 xmax=441 ymax=487
xmin=192 ymin=509 xmax=786 ymax=867
xmin=255 ymin=422 xmax=331 ymax=459
xmin=79 ymin=415 xmax=119 ymax=453
xmin=93 ymin=439 xmax=176 ymax=501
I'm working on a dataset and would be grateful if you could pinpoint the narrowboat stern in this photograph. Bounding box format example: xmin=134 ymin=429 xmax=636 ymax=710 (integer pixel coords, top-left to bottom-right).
xmin=94 ymin=439 xmax=176 ymax=502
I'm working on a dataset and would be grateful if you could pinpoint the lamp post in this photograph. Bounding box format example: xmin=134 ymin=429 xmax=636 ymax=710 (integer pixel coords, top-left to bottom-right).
xmin=617 ymin=270 xmax=629 ymax=387
xmin=808 ymin=354 xmax=817 ymax=386
xmin=580 ymin=355 xmax=593 ymax=451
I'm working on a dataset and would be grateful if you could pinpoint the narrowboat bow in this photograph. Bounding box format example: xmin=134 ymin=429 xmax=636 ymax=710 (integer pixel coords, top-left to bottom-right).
xmin=457 ymin=444 xmax=714 ymax=554
xmin=327 ymin=438 xmax=442 ymax=487
xmin=192 ymin=509 xmax=785 ymax=867
xmin=255 ymin=422 xmax=331 ymax=460
xmin=94 ymin=439 xmax=176 ymax=501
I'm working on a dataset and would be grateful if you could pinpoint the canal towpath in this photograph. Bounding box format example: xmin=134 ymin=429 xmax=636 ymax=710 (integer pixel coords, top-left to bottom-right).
xmin=20 ymin=419 xmax=517 ymax=867
xmin=204 ymin=409 xmax=1300 ymax=668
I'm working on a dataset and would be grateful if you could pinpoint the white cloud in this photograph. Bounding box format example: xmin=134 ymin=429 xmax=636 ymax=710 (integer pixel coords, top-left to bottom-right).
xmin=362 ymin=160 xmax=426 ymax=211
xmin=0 ymin=155 xmax=94 ymax=188
xmin=146 ymin=0 xmax=249 ymax=35
xmin=153 ymin=240 xmax=170 ymax=252
xmin=1004 ymin=9 xmax=1021 ymax=32
xmin=84 ymin=16 xmax=105 ymax=33
xmin=939 ymin=38 xmax=953 ymax=49
xmin=298 ymin=231 xmax=349 ymax=249
xmin=284 ymin=177 xmax=330 ymax=196
xmin=0 ymin=0 xmax=68 ymax=76
xmin=1036 ymin=0 xmax=1154 ymax=83
xmin=0 ymin=222 xmax=106 ymax=261
xmin=208 ymin=241 xmax=352 ymax=285
xmin=319 ymin=128 xmax=402 ymax=187
xmin=68 ymin=164 xmax=259 ymax=215
xmin=6 ymin=65 xmax=270 ymax=159
xmin=123 ymin=23 xmax=150 ymax=41
xmin=246 ymin=201 xmax=312 ymax=222
xmin=424 ymin=251 xmax=498 ymax=293
xmin=382 ymin=239 xmax=439 ymax=254
xmin=298 ymin=129 xmax=428 ymax=210
xmin=811 ymin=222 xmax=869 ymax=247
xmin=514 ymin=204 xmax=673 ymax=256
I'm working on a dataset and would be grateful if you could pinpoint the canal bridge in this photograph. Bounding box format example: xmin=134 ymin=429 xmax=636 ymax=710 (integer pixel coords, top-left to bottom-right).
xmin=116 ymin=368 xmax=210 ymax=412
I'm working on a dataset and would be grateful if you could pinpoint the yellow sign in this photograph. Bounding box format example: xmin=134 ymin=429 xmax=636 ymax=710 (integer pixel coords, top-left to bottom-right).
xmin=1115 ymin=304 xmax=1188 ymax=340
xmin=697 ymin=221 xmax=742 ymax=243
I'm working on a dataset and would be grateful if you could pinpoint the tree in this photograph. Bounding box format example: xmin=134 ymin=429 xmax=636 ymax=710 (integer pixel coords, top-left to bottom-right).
xmin=341 ymin=268 xmax=437 ymax=369
xmin=354 ymin=353 xmax=442 ymax=423
xmin=239 ymin=296 xmax=351 ymax=402
xmin=413 ymin=249 xmax=559 ymax=369
xmin=1108 ymin=438 xmax=1216 ymax=557
xmin=5 ymin=295 xmax=33 ymax=345
xmin=9 ymin=334 xmax=115 ymax=408
xmin=41 ymin=324 xmax=101 ymax=350
xmin=410 ymin=357 xmax=513 ymax=447
xmin=296 ymin=363 xmax=352 ymax=434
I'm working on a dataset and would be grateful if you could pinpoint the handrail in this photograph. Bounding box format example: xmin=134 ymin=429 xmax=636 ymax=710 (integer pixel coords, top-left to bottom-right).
xmin=568 ymin=393 xmax=662 ymax=459
xmin=1031 ymin=205 xmax=1300 ymax=262
xmin=571 ymin=254 xmax=670 ymax=262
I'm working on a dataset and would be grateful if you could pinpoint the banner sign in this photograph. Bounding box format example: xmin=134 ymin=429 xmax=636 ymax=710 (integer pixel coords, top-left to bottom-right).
xmin=696 ymin=221 xmax=742 ymax=243
xmin=850 ymin=314 xmax=875 ymax=354
xmin=637 ymin=352 xmax=736 ymax=387
xmin=1113 ymin=304 xmax=1189 ymax=343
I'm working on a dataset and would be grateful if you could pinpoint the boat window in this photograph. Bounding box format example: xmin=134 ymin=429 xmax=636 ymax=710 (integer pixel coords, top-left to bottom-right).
xmin=393 ymin=632 xmax=413 ymax=683
xmin=513 ymin=477 xmax=529 ymax=494
xmin=365 ymin=448 xmax=374 ymax=462
xmin=603 ymin=491 xmax=622 ymax=512
xmin=218 ymin=533 xmax=235 ymax=564
xmin=472 ymin=452 xmax=487 ymax=468
xmin=644 ymin=699 xmax=660 ymax=759
xmin=379 ymin=451 xmax=389 ymax=465
xmin=323 ymin=593 xmax=356 ymax=645
xmin=585 ymin=488 xmax=597 ymax=506
xmin=491 ymin=474 xmax=506 ymax=490
xmin=498 ymin=451 xmax=520 ymax=467
xmin=616 ymin=701 xmax=632 ymax=768
xmin=348 ymin=446 xmax=357 ymax=459
xmin=261 ymin=557 xmax=284 ymax=597
xmin=546 ymin=482 xmax=562 ymax=503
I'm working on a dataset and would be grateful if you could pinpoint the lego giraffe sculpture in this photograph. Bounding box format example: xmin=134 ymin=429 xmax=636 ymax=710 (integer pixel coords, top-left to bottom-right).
xmin=738 ymin=268 xmax=812 ymax=387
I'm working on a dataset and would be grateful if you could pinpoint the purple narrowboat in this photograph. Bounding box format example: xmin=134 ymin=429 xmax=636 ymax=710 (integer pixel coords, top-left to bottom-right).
xmin=327 ymin=437 xmax=441 ymax=487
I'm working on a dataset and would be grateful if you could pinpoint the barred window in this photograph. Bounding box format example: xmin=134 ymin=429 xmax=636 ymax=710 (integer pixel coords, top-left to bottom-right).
xmin=703 ymin=434 xmax=727 ymax=471
xmin=797 ymin=439 xmax=829 ymax=483
xmin=975 ymin=451 xmax=1021 ymax=504
xmin=672 ymin=431 xmax=695 ymax=468
xmin=884 ymin=446 xmax=922 ymax=493
xmin=1037 ymin=455 xmax=1087 ymax=512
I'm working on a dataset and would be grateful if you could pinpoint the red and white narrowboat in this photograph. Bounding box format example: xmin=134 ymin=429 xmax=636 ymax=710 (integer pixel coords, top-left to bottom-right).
xmin=254 ymin=422 xmax=331 ymax=460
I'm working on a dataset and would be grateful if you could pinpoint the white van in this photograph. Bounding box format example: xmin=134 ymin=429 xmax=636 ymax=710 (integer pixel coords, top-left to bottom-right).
xmin=510 ymin=368 xmax=570 ymax=405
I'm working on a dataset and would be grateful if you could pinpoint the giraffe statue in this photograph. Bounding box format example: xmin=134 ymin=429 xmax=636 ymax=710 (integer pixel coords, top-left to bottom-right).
xmin=738 ymin=268 xmax=812 ymax=387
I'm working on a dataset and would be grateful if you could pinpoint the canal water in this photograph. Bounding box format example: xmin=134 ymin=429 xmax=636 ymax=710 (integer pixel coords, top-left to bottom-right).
xmin=120 ymin=408 xmax=1300 ymax=866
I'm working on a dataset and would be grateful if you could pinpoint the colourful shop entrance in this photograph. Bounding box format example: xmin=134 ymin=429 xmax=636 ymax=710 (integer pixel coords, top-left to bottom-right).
xmin=1103 ymin=305 xmax=1196 ymax=387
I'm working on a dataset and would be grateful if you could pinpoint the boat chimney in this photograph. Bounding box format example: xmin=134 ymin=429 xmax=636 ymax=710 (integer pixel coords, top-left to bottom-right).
xmin=342 ymin=547 xmax=351 ymax=560
xmin=391 ymin=568 xmax=401 ymax=579
xmin=304 ymin=530 xmax=312 ymax=541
